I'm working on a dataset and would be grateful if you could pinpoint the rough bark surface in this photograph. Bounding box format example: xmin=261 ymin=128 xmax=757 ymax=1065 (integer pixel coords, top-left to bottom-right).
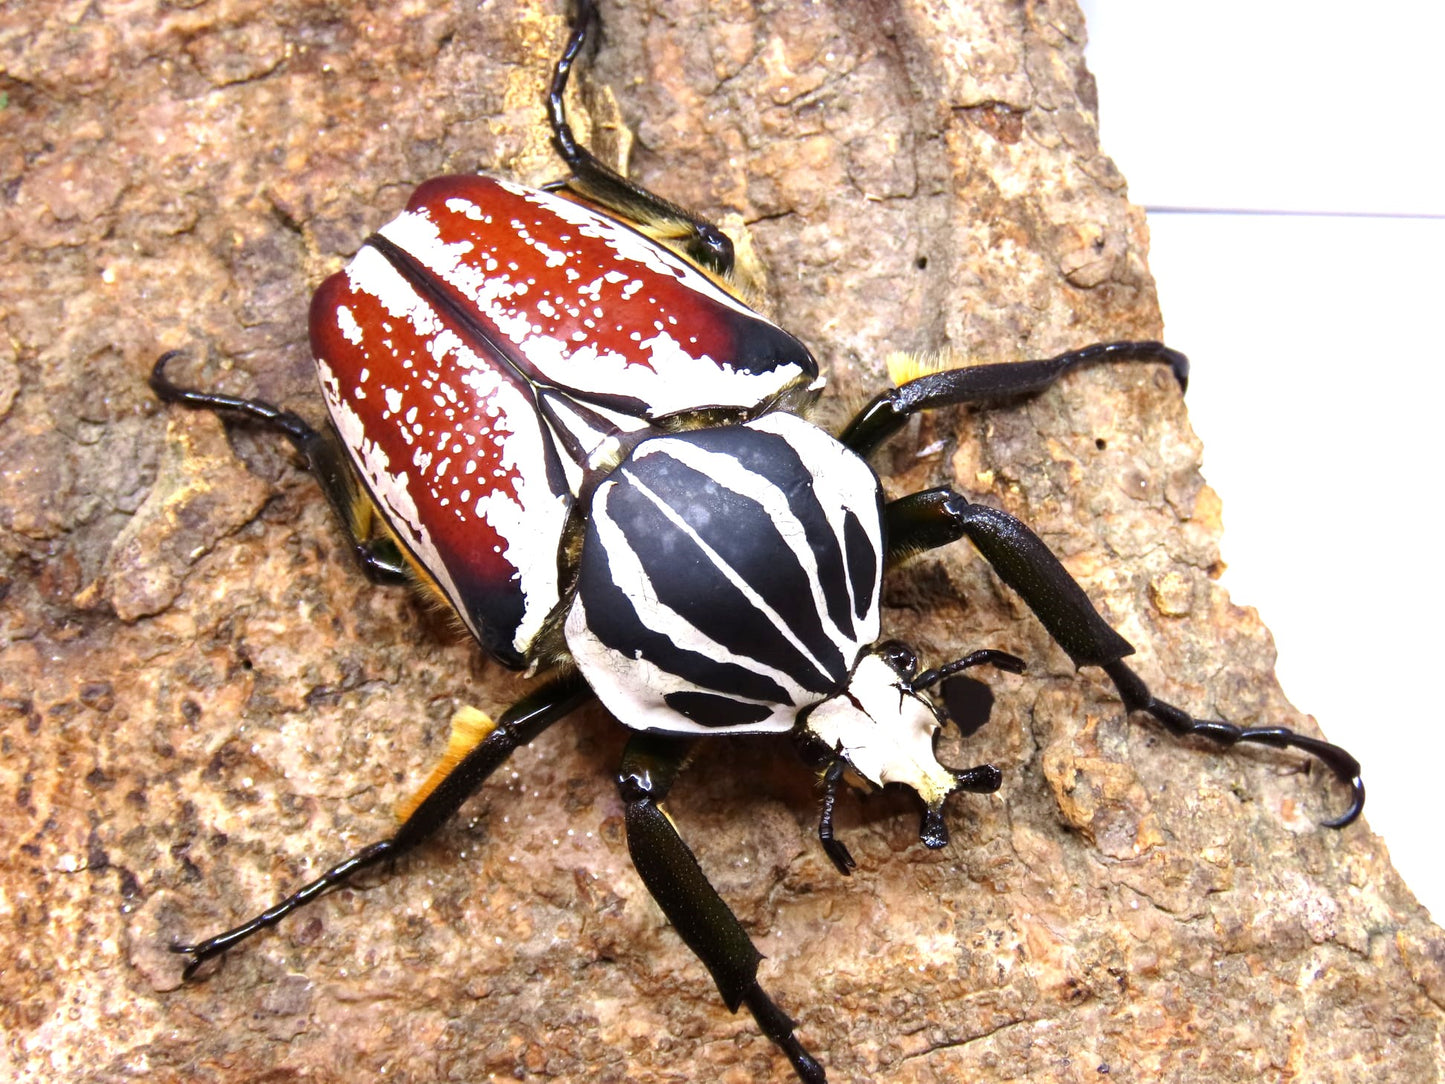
xmin=2 ymin=2 xmax=1441 ymax=1082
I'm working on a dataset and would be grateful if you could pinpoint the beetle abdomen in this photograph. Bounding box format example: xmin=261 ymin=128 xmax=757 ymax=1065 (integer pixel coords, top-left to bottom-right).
xmin=566 ymin=413 xmax=884 ymax=734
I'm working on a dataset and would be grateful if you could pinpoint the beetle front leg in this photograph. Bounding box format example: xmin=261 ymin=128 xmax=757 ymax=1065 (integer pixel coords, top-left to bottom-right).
xmin=1101 ymin=658 xmax=1364 ymax=827
xmin=816 ymin=759 xmax=856 ymax=876
xmin=884 ymin=487 xmax=1366 ymax=827
xmin=840 ymin=341 xmax=1189 ymax=457
xmin=547 ymin=0 xmax=736 ymax=279
xmin=149 ymin=352 xmax=411 ymax=586
xmin=618 ymin=733 xmax=826 ymax=1084
xmin=172 ymin=676 xmax=593 ymax=978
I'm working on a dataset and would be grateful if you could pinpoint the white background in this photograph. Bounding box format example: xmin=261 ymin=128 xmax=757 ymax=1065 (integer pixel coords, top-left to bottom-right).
xmin=1076 ymin=0 xmax=1444 ymax=918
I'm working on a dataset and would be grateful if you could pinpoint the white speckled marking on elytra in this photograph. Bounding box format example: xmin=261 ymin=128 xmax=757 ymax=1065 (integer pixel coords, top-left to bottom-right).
xmin=444 ymin=197 xmax=485 ymax=221
xmin=345 ymin=245 xmax=444 ymax=342
xmin=500 ymin=179 xmax=753 ymax=314
xmin=483 ymin=180 xmax=810 ymax=416
xmin=336 ymin=305 xmax=364 ymax=345
xmin=318 ymin=355 xmax=475 ymax=637
xmin=378 ymin=210 xmax=537 ymax=347
xmin=327 ymin=238 xmax=573 ymax=654
xmin=520 ymin=333 xmax=799 ymax=419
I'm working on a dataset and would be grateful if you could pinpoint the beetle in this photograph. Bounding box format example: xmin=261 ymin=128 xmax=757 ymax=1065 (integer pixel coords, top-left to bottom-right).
xmin=149 ymin=3 xmax=1365 ymax=1081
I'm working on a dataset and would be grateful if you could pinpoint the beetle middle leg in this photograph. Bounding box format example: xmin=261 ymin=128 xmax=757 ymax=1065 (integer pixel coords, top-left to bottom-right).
xmin=839 ymin=340 xmax=1190 ymax=457
xmin=617 ymin=732 xmax=826 ymax=1084
xmin=547 ymin=0 xmax=736 ymax=280
xmin=883 ymin=488 xmax=1365 ymax=827
xmin=172 ymin=676 xmax=593 ymax=979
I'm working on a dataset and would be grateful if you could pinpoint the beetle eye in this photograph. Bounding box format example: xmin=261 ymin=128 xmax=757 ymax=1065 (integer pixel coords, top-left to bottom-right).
xmin=874 ymin=640 xmax=918 ymax=679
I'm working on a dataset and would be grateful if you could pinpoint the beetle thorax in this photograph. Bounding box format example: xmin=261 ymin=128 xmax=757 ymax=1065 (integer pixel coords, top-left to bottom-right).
xmin=564 ymin=412 xmax=885 ymax=736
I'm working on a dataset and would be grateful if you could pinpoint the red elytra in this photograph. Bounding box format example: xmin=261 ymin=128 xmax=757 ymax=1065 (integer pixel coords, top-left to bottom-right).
xmin=308 ymin=174 xmax=818 ymax=668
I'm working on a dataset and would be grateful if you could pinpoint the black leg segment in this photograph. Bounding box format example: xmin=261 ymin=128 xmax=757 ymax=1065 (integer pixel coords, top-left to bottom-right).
xmin=888 ymin=488 xmax=1135 ymax=668
xmin=617 ymin=733 xmax=826 ymax=1083
xmin=171 ymin=676 xmax=593 ymax=979
xmin=150 ymin=350 xmax=322 ymax=455
xmin=884 ymin=487 xmax=1365 ymax=826
xmin=840 ymin=341 xmax=1189 ymax=457
xmin=150 ymin=352 xmax=411 ymax=585
xmin=912 ymin=648 xmax=1027 ymax=694
xmin=549 ymin=0 xmax=735 ymax=278
xmin=817 ymin=759 xmax=856 ymax=877
xmin=1103 ymin=659 xmax=1364 ymax=828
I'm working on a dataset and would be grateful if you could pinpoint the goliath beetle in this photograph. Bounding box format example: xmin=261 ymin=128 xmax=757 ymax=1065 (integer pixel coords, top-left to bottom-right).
xmin=150 ymin=3 xmax=1364 ymax=1081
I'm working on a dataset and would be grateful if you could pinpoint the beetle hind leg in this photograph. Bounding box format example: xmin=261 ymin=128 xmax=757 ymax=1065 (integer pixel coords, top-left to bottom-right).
xmin=883 ymin=487 xmax=1366 ymax=827
xmin=149 ymin=351 xmax=410 ymax=585
xmin=618 ymin=733 xmax=826 ymax=1083
xmin=547 ymin=0 xmax=736 ymax=281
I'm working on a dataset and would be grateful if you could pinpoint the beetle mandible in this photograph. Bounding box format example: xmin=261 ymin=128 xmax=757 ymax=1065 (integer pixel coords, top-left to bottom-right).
xmin=150 ymin=3 xmax=1365 ymax=1080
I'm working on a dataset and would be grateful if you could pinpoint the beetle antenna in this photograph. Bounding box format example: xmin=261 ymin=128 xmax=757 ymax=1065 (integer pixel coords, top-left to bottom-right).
xmin=912 ymin=648 xmax=1026 ymax=692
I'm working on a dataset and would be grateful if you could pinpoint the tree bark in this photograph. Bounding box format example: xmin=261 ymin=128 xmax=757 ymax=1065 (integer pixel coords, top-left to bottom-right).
xmin=1 ymin=2 xmax=1440 ymax=1081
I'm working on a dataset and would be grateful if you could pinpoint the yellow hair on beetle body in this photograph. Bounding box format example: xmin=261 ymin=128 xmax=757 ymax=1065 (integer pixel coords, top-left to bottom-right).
xmin=394 ymin=706 xmax=498 ymax=823
xmin=884 ymin=350 xmax=962 ymax=387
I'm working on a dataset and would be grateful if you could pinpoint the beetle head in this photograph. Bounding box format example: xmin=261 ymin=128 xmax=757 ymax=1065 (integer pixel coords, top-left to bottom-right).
xmin=802 ymin=642 xmax=1003 ymax=849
